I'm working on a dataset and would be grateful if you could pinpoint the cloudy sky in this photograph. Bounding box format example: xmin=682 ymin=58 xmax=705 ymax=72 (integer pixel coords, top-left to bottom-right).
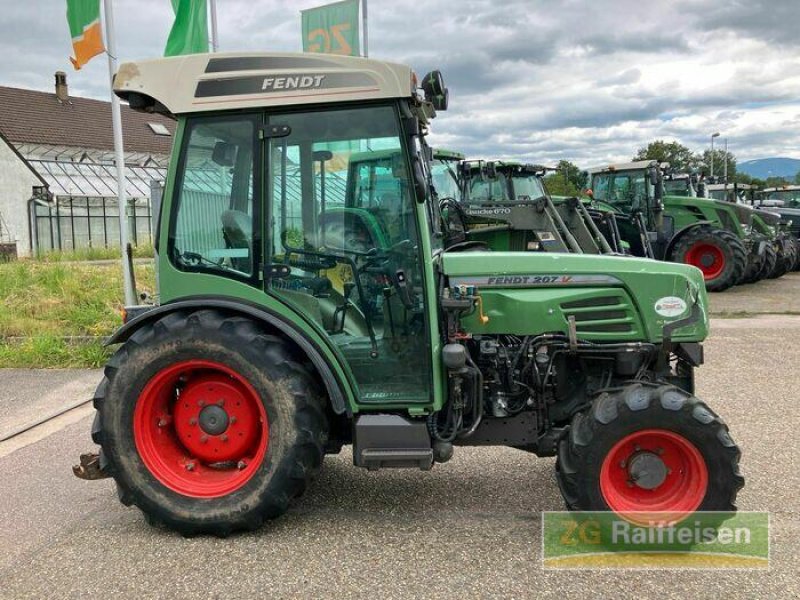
xmin=2 ymin=0 xmax=800 ymax=167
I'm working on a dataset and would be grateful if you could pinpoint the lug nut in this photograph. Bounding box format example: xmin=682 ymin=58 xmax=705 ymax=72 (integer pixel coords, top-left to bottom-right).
xmin=185 ymin=462 xmax=195 ymax=471
xmin=158 ymin=418 xmax=168 ymax=428
xmin=237 ymin=460 xmax=247 ymax=470
xmin=199 ymin=434 xmax=208 ymax=444
xmin=229 ymin=416 xmax=237 ymax=425
xmin=217 ymin=399 xmax=225 ymax=406
xmin=655 ymin=447 xmax=664 ymax=455
xmin=189 ymin=417 xmax=197 ymax=426
xmin=619 ymin=460 xmax=627 ymax=468
xmin=198 ymin=400 xmax=205 ymax=407
xmin=221 ymin=434 xmax=229 ymax=442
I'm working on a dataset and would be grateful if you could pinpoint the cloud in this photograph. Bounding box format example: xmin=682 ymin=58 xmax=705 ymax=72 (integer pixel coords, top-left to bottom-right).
xmin=1 ymin=0 xmax=799 ymax=167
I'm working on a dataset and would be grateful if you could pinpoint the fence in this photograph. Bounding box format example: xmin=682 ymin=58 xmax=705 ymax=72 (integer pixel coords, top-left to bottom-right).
xmin=32 ymin=196 xmax=153 ymax=254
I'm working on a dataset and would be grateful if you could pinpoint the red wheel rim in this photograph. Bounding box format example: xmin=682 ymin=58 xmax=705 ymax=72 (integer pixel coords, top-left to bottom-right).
xmin=600 ymin=429 xmax=708 ymax=523
xmin=133 ymin=360 xmax=268 ymax=498
xmin=685 ymin=242 xmax=726 ymax=280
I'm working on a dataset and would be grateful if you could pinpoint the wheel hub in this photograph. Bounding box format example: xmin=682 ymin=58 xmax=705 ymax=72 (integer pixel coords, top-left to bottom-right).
xmin=628 ymin=451 xmax=668 ymax=490
xmin=699 ymin=254 xmax=715 ymax=268
xmin=199 ymin=405 xmax=229 ymax=435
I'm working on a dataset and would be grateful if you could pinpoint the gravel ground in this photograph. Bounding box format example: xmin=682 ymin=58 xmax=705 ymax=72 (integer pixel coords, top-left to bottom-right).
xmin=1 ymin=278 xmax=799 ymax=599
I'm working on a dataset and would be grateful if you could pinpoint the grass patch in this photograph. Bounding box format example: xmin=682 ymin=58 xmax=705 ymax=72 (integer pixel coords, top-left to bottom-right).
xmin=0 ymin=260 xmax=155 ymax=368
xmin=34 ymin=244 xmax=154 ymax=262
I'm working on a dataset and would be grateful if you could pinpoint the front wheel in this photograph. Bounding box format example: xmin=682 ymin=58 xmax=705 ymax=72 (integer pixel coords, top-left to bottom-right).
xmin=555 ymin=383 xmax=744 ymax=523
xmin=92 ymin=310 xmax=328 ymax=535
xmin=671 ymin=227 xmax=746 ymax=292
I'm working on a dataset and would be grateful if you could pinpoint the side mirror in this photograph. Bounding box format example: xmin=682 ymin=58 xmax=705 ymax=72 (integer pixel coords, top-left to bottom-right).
xmin=212 ymin=141 xmax=237 ymax=167
xmin=421 ymin=70 xmax=449 ymax=111
xmin=648 ymin=166 xmax=660 ymax=184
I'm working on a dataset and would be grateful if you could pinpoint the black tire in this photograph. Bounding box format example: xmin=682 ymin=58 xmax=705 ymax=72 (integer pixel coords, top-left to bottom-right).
xmin=769 ymin=238 xmax=795 ymax=279
xmin=555 ymin=383 xmax=744 ymax=516
xmin=740 ymin=249 xmax=765 ymax=284
xmin=670 ymin=227 xmax=746 ymax=292
xmin=758 ymin=242 xmax=777 ymax=281
xmin=92 ymin=309 xmax=328 ymax=536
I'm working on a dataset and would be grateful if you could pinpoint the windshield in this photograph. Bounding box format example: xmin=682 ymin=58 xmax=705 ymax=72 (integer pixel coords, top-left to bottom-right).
xmin=664 ymin=179 xmax=691 ymax=197
xmin=592 ymin=171 xmax=649 ymax=209
xmin=766 ymin=190 xmax=800 ymax=207
xmin=510 ymin=174 xmax=546 ymax=200
xmin=468 ymin=172 xmax=510 ymax=202
xmin=431 ymin=159 xmax=461 ymax=200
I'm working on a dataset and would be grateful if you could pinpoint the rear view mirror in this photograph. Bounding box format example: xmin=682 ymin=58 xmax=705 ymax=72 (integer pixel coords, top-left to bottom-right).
xmin=212 ymin=141 xmax=237 ymax=167
xmin=648 ymin=166 xmax=660 ymax=184
xmin=313 ymin=150 xmax=333 ymax=162
xmin=421 ymin=70 xmax=449 ymax=111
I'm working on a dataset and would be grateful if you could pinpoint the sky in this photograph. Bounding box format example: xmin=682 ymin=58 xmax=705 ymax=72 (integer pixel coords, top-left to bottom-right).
xmin=2 ymin=0 xmax=800 ymax=167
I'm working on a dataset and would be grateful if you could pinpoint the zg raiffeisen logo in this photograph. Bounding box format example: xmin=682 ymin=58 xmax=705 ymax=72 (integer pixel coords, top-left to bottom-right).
xmin=542 ymin=512 xmax=769 ymax=569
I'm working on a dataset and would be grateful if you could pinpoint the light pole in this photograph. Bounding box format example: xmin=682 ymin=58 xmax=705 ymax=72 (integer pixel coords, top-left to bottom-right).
xmin=710 ymin=132 xmax=720 ymax=180
xmin=723 ymin=138 xmax=728 ymax=184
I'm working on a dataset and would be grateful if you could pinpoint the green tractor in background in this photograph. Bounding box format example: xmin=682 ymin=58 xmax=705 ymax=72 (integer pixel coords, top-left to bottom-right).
xmin=706 ymin=183 xmax=798 ymax=279
xmin=455 ymin=160 xmax=618 ymax=254
xmin=758 ymin=185 xmax=800 ymax=271
xmin=74 ymin=52 xmax=743 ymax=535
xmin=586 ymin=161 xmax=757 ymax=291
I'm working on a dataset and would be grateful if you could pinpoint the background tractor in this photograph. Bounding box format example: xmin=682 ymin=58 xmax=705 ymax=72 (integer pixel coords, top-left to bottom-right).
xmin=75 ymin=53 xmax=743 ymax=535
xmin=706 ymin=183 xmax=798 ymax=278
xmin=456 ymin=160 xmax=617 ymax=254
xmin=587 ymin=161 xmax=755 ymax=291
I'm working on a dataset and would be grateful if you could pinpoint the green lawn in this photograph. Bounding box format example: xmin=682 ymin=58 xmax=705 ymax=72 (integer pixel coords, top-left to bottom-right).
xmin=0 ymin=259 xmax=155 ymax=368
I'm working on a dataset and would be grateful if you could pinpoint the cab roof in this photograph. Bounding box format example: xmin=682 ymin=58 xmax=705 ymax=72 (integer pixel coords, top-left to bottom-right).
xmin=114 ymin=52 xmax=415 ymax=116
xmin=587 ymin=160 xmax=664 ymax=174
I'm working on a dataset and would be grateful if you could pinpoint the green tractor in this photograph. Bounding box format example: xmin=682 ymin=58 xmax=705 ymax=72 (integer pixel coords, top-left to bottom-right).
xmin=587 ymin=162 xmax=757 ymax=291
xmin=456 ymin=160 xmax=618 ymax=254
xmin=758 ymin=185 xmax=800 ymax=272
xmin=706 ymin=183 xmax=797 ymax=279
xmin=74 ymin=53 xmax=742 ymax=535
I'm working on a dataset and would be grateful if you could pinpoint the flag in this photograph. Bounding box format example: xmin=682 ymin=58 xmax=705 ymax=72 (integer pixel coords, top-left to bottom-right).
xmin=302 ymin=0 xmax=360 ymax=56
xmin=165 ymin=0 xmax=209 ymax=57
xmin=67 ymin=0 xmax=105 ymax=70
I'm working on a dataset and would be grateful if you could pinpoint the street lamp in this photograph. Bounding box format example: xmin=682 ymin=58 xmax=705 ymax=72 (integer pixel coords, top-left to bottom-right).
xmin=710 ymin=132 xmax=720 ymax=179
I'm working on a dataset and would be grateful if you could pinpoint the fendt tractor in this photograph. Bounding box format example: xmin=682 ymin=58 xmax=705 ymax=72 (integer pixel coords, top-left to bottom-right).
xmin=587 ymin=162 xmax=759 ymax=291
xmin=457 ymin=160 xmax=619 ymax=255
xmin=706 ymin=183 xmax=798 ymax=278
xmin=74 ymin=53 xmax=743 ymax=535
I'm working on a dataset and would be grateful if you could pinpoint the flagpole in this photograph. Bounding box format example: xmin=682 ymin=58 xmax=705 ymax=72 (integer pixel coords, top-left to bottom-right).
xmin=102 ymin=0 xmax=136 ymax=306
xmin=362 ymin=0 xmax=368 ymax=57
xmin=209 ymin=0 xmax=219 ymax=52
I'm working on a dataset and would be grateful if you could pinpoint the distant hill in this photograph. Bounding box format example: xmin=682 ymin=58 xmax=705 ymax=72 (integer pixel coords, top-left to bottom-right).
xmin=738 ymin=157 xmax=800 ymax=180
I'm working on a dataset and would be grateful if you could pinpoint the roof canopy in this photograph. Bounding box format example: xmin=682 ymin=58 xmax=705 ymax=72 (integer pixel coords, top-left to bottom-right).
xmin=27 ymin=158 xmax=166 ymax=199
xmin=114 ymin=52 xmax=415 ymax=116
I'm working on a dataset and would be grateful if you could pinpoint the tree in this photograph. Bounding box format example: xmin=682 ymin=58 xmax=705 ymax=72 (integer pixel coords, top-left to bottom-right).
xmin=793 ymin=170 xmax=800 ymax=185
xmin=697 ymin=149 xmax=737 ymax=182
xmin=543 ymin=160 xmax=586 ymax=196
xmin=633 ymin=140 xmax=696 ymax=172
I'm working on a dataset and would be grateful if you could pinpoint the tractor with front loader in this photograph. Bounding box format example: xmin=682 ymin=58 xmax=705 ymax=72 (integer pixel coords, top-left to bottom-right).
xmin=586 ymin=161 xmax=761 ymax=291
xmin=456 ymin=160 xmax=620 ymax=254
xmin=74 ymin=53 xmax=743 ymax=535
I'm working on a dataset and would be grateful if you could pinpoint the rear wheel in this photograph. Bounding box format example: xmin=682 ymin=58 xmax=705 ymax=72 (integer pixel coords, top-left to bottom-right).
xmin=556 ymin=383 xmax=743 ymax=523
xmin=671 ymin=227 xmax=746 ymax=292
xmin=92 ymin=309 xmax=328 ymax=535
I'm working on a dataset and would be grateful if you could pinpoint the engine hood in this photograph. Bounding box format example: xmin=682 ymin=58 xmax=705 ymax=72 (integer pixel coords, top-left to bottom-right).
xmin=440 ymin=252 xmax=708 ymax=343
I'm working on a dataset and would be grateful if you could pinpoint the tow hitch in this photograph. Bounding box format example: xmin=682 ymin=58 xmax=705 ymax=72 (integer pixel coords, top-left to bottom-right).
xmin=72 ymin=453 xmax=110 ymax=480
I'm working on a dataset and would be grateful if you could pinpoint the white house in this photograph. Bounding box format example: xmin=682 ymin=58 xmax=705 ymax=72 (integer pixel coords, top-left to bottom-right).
xmin=0 ymin=72 xmax=175 ymax=257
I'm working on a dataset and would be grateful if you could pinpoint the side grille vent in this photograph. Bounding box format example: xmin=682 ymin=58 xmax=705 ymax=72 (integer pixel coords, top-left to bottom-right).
xmin=560 ymin=295 xmax=636 ymax=335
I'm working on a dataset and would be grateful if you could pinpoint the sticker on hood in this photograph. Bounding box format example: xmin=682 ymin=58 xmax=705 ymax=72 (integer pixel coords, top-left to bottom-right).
xmin=654 ymin=296 xmax=688 ymax=318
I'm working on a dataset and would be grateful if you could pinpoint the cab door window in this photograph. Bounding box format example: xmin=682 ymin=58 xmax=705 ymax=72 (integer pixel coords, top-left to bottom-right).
xmin=266 ymin=105 xmax=432 ymax=404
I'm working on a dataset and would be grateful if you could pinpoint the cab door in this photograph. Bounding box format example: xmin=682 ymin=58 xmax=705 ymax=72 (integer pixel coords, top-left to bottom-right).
xmin=262 ymin=104 xmax=434 ymax=406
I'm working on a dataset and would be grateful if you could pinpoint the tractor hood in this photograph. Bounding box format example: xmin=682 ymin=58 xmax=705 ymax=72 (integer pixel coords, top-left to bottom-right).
xmin=440 ymin=252 xmax=708 ymax=344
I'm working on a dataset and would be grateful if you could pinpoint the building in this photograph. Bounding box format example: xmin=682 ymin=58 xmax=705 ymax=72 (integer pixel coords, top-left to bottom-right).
xmin=0 ymin=72 xmax=176 ymax=257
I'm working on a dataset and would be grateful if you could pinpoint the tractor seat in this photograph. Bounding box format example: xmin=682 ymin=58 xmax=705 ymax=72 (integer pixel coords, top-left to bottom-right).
xmin=221 ymin=210 xmax=252 ymax=271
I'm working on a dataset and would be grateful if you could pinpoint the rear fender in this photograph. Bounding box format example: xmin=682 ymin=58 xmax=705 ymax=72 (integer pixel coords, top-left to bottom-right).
xmin=107 ymin=297 xmax=351 ymax=415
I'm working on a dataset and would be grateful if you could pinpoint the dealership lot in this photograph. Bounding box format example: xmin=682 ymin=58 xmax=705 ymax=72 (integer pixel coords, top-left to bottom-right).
xmin=1 ymin=274 xmax=799 ymax=599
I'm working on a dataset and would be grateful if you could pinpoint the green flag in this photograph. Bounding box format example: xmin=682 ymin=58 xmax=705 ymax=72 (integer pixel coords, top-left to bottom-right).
xmin=164 ymin=0 xmax=209 ymax=57
xmin=302 ymin=0 xmax=360 ymax=56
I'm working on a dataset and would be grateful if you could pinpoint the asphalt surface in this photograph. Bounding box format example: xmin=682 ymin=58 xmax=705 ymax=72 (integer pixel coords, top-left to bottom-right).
xmin=1 ymin=277 xmax=800 ymax=599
